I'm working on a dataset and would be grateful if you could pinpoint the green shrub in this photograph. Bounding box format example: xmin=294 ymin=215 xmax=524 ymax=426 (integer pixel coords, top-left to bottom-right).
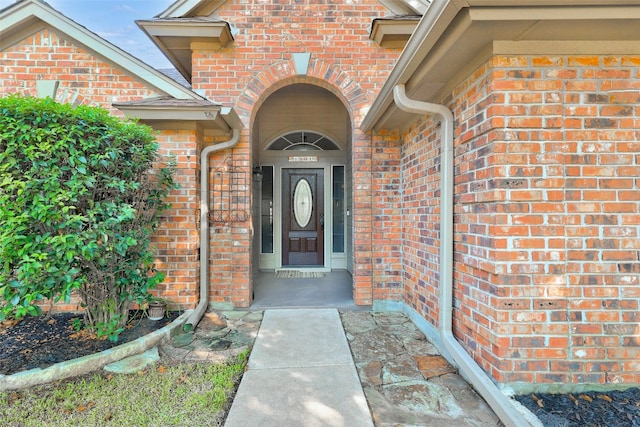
xmin=0 ymin=94 xmax=176 ymax=340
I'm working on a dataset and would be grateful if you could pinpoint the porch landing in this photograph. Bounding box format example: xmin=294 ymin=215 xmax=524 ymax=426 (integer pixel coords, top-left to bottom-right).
xmin=251 ymin=270 xmax=358 ymax=310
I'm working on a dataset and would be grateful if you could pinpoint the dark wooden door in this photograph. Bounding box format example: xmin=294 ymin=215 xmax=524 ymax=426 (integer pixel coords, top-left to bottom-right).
xmin=282 ymin=169 xmax=324 ymax=266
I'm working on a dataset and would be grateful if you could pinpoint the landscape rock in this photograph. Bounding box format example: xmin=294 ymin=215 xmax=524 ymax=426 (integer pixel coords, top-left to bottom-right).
xmin=104 ymin=347 xmax=160 ymax=374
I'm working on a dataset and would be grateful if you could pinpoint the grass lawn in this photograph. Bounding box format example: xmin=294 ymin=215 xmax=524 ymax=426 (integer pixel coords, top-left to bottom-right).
xmin=0 ymin=350 xmax=248 ymax=427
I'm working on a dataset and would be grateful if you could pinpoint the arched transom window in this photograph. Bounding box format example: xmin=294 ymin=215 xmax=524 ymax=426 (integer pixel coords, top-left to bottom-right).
xmin=267 ymin=131 xmax=339 ymax=151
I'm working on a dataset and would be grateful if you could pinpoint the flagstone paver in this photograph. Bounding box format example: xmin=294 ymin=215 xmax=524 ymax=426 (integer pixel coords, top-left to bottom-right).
xmin=341 ymin=310 xmax=502 ymax=426
xmin=104 ymin=347 xmax=160 ymax=374
xmin=157 ymin=309 xmax=502 ymax=426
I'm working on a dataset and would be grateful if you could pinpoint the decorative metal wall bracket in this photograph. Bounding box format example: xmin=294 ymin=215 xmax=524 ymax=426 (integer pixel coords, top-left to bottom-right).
xmin=210 ymin=157 xmax=249 ymax=223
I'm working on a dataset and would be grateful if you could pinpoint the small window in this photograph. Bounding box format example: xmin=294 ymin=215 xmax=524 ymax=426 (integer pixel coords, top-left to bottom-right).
xmin=332 ymin=165 xmax=345 ymax=253
xmin=267 ymin=131 xmax=339 ymax=151
xmin=260 ymin=166 xmax=274 ymax=253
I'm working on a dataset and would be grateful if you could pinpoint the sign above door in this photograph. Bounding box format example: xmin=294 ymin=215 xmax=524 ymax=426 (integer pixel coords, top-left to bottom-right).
xmin=288 ymin=156 xmax=318 ymax=162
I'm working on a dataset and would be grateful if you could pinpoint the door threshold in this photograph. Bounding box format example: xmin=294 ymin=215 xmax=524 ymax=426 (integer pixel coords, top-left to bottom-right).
xmin=274 ymin=270 xmax=325 ymax=279
xmin=276 ymin=267 xmax=330 ymax=273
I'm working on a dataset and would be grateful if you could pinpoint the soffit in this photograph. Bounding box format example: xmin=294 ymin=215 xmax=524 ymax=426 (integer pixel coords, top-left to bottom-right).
xmin=370 ymin=1 xmax=430 ymax=48
xmin=370 ymin=16 xmax=422 ymax=48
xmin=136 ymin=18 xmax=233 ymax=83
xmin=363 ymin=1 xmax=640 ymax=131
xmin=114 ymin=96 xmax=243 ymax=135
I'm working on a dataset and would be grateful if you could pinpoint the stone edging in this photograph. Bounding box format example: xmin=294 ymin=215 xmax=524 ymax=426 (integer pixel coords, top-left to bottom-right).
xmin=0 ymin=310 xmax=192 ymax=392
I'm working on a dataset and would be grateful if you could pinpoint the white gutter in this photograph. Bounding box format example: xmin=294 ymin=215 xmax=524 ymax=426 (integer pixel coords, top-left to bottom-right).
xmin=393 ymin=84 xmax=532 ymax=427
xmin=183 ymin=128 xmax=241 ymax=332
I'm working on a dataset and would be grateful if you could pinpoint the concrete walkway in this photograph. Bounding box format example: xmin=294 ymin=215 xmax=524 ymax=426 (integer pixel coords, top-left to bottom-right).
xmin=159 ymin=308 xmax=504 ymax=425
xmin=224 ymin=308 xmax=373 ymax=427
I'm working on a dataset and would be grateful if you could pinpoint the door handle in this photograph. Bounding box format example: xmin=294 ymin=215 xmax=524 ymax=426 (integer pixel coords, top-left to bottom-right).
xmin=320 ymin=213 xmax=324 ymax=230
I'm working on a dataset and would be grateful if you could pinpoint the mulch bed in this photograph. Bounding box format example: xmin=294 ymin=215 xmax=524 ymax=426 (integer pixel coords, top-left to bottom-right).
xmin=516 ymin=388 xmax=640 ymax=427
xmin=0 ymin=310 xmax=179 ymax=376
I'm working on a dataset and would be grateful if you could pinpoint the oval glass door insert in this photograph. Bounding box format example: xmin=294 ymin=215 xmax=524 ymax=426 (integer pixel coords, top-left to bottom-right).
xmin=293 ymin=178 xmax=313 ymax=228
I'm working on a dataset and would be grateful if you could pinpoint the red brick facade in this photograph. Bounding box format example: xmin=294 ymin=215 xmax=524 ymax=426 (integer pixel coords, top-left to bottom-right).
xmin=0 ymin=1 xmax=404 ymax=310
xmin=190 ymin=0 xmax=402 ymax=307
xmin=2 ymin=1 xmax=640 ymax=391
xmin=398 ymin=54 xmax=640 ymax=388
xmin=154 ymin=130 xmax=201 ymax=308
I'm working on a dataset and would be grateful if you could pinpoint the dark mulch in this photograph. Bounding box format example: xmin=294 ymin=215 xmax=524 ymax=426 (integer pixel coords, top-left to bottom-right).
xmin=516 ymin=388 xmax=640 ymax=427
xmin=0 ymin=310 xmax=179 ymax=376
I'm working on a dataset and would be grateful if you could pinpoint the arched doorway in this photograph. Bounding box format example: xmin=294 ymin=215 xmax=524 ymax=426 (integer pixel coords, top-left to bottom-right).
xmin=251 ymin=83 xmax=353 ymax=307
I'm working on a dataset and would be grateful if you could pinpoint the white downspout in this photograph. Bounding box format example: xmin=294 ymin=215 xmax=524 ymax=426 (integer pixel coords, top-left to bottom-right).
xmin=393 ymin=85 xmax=531 ymax=427
xmin=184 ymin=128 xmax=241 ymax=332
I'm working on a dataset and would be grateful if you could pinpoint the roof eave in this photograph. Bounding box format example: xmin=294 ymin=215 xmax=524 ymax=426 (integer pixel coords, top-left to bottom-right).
xmin=370 ymin=17 xmax=421 ymax=49
xmin=362 ymin=0 xmax=640 ymax=132
xmin=361 ymin=0 xmax=462 ymax=131
xmin=114 ymin=103 xmax=243 ymax=135
xmin=137 ymin=19 xmax=234 ymax=83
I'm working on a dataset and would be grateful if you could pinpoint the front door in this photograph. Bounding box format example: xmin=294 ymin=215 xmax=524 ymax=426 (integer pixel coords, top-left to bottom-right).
xmin=282 ymin=168 xmax=324 ymax=266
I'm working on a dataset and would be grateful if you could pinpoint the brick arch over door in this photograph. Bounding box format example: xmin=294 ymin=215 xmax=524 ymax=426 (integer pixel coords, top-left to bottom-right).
xmin=235 ymin=57 xmax=370 ymax=127
xmin=241 ymin=58 xmax=376 ymax=306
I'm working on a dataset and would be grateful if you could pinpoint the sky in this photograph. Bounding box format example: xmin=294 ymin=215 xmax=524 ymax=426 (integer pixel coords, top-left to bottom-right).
xmin=0 ymin=0 xmax=177 ymax=69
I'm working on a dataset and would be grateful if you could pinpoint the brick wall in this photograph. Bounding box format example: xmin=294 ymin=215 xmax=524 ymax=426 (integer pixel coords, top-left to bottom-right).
xmin=401 ymin=116 xmax=446 ymax=327
xmin=192 ymin=0 xmax=402 ymax=306
xmin=352 ymin=129 xmax=404 ymax=304
xmin=0 ymin=29 xmax=160 ymax=112
xmin=450 ymin=60 xmax=519 ymax=383
xmin=192 ymin=0 xmax=397 ymax=109
xmin=205 ymin=132 xmax=253 ymax=308
xmin=401 ymin=53 xmax=640 ymax=388
xmin=371 ymin=130 xmax=404 ymax=302
xmin=0 ymin=29 xmax=200 ymax=311
xmin=153 ymin=130 xmax=200 ymax=309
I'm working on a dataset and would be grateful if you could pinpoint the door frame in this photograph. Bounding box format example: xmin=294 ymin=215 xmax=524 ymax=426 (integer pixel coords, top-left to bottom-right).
xmin=281 ymin=168 xmax=325 ymax=267
xmin=258 ymin=159 xmax=346 ymax=272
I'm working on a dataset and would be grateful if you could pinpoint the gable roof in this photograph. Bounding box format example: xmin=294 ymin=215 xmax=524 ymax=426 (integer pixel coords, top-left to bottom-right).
xmin=0 ymin=0 xmax=201 ymax=100
xmin=156 ymin=0 xmax=431 ymax=18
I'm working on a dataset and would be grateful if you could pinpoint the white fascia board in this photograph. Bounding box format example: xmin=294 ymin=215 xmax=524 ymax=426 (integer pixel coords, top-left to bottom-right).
xmin=0 ymin=0 xmax=200 ymax=100
xmin=156 ymin=0 xmax=226 ymax=18
xmin=157 ymin=0 xmax=201 ymax=18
